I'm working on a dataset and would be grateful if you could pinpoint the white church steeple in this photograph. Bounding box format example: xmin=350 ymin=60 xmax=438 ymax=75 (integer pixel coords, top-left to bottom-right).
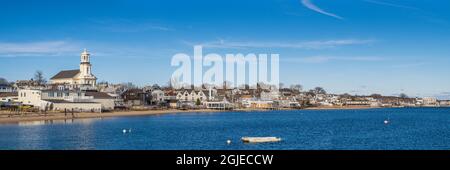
xmin=78 ymin=49 xmax=96 ymax=86
xmin=81 ymin=48 xmax=90 ymax=63
xmin=80 ymin=48 xmax=92 ymax=76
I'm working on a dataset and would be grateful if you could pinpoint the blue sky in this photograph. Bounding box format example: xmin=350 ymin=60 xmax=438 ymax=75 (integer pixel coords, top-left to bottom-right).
xmin=1 ymin=0 xmax=450 ymax=98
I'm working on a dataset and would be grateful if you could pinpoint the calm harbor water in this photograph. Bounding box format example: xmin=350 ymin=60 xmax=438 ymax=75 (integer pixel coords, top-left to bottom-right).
xmin=0 ymin=108 xmax=449 ymax=150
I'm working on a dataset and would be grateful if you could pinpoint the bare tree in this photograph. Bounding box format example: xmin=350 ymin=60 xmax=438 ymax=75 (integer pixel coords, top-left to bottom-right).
xmin=34 ymin=71 xmax=47 ymax=85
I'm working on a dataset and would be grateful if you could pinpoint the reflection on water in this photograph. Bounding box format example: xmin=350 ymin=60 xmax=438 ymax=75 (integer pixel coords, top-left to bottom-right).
xmin=17 ymin=118 xmax=103 ymax=126
xmin=1 ymin=108 xmax=450 ymax=150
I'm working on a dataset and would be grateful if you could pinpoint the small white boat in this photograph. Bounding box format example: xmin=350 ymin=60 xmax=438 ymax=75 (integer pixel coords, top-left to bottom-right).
xmin=241 ymin=137 xmax=281 ymax=143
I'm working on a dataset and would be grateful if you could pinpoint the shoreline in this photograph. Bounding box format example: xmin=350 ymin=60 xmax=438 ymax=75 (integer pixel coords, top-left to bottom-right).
xmin=304 ymin=106 xmax=383 ymax=110
xmin=0 ymin=106 xmax=388 ymax=124
xmin=0 ymin=109 xmax=228 ymax=124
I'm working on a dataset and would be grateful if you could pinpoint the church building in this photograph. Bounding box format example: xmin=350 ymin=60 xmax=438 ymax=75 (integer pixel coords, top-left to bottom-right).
xmin=50 ymin=49 xmax=97 ymax=87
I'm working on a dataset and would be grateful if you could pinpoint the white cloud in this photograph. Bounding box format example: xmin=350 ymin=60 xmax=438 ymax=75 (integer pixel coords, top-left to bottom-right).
xmin=0 ymin=41 xmax=79 ymax=57
xmin=185 ymin=39 xmax=374 ymax=49
xmin=91 ymin=19 xmax=173 ymax=33
xmin=391 ymin=62 xmax=427 ymax=68
xmin=300 ymin=0 xmax=343 ymax=20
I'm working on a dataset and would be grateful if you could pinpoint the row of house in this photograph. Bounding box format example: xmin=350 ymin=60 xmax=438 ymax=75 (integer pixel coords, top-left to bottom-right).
xmin=3 ymin=79 xmax=450 ymax=112
xmin=2 ymin=50 xmax=449 ymax=112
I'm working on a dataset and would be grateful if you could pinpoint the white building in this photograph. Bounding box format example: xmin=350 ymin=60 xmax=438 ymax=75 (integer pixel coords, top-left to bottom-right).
xmin=241 ymin=98 xmax=275 ymax=109
xmin=50 ymin=49 xmax=97 ymax=87
xmin=17 ymin=89 xmax=54 ymax=111
xmin=18 ymin=89 xmax=46 ymax=107
xmin=422 ymin=97 xmax=438 ymax=106
xmin=84 ymin=91 xmax=116 ymax=111
xmin=276 ymin=99 xmax=301 ymax=108
xmin=151 ymin=89 xmax=165 ymax=102
xmin=204 ymin=99 xmax=234 ymax=110
xmin=260 ymin=90 xmax=280 ymax=100
xmin=17 ymin=89 xmax=113 ymax=112
xmin=176 ymin=90 xmax=208 ymax=103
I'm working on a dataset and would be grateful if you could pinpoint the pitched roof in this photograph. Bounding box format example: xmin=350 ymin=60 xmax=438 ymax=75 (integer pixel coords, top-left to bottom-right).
xmin=0 ymin=92 xmax=18 ymax=97
xmin=85 ymin=92 xmax=115 ymax=99
xmin=43 ymin=99 xmax=97 ymax=104
xmin=50 ymin=70 xmax=80 ymax=80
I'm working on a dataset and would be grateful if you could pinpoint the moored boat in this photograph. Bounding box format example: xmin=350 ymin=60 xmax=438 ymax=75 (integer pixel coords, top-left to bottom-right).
xmin=241 ymin=137 xmax=281 ymax=143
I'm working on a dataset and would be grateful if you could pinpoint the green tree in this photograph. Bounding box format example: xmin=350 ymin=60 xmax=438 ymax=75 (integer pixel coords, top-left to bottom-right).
xmin=196 ymin=98 xmax=201 ymax=106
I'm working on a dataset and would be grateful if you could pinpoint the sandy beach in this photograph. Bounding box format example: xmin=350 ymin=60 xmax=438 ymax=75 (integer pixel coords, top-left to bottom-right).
xmin=0 ymin=109 xmax=228 ymax=124
xmin=0 ymin=106 xmax=383 ymax=124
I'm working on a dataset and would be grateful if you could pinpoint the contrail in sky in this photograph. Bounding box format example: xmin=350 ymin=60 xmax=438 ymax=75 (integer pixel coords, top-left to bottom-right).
xmin=300 ymin=0 xmax=343 ymax=20
xmin=363 ymin=0 xmax=419 ymax=10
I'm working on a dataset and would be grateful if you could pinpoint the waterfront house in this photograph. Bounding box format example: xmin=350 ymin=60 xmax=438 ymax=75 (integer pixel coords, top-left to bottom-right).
xmin=176 ymin=90 xmax=208 ymax=103
xmin=42 ymin=99 xmax=101 ymax=112
xmin=439 ymin=100 xmax=450 ymax=107
xmin=18 ymin=89 xmax=47 ymax=109
xmin=275 ymin=99 xmax=301 ymax=108
xmin=167 ymin=99 xmax=179 ymax=108
xmin=204 ymin=98 xmax=234 ymax=110
xmin=40 ymin=89 xmax=102 ymax=112
xmin=422 ymin=97 xmax=438 ymax=106
xmin=85 ymin=91 xmax=116 ymax=111
xmin=241 ymin=98 xmax=275 ymax=109
xmin=18 ymin=89 xmax=105 ymax=112
xmin=344 ymin=100 xmax=371 ymax=106
xmin=177 ymin=100 xmax=196 ymax=109
xmin=121 ymin=88 xmax=151 ymax=107
xmin=250 ymin=100 xmax=275 ymax=109
xmin=151 ymin=89 xmax=165 ymax=103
